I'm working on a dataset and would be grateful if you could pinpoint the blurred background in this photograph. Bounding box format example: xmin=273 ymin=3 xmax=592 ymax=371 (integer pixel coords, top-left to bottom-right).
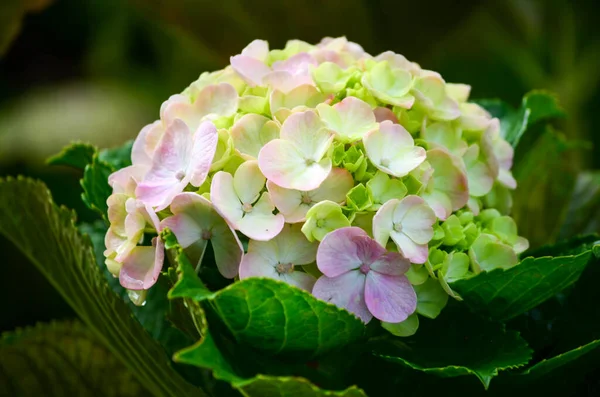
xmin=1 ymin=0 xmax=599 ymax=334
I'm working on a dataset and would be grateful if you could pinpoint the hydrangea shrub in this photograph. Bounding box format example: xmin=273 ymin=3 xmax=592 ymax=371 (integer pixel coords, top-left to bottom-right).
xmin=103 ymin=36 xmax=528 ymax=331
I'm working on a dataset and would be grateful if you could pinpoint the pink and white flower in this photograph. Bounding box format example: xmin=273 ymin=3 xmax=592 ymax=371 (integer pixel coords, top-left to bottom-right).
xmin=316 ymin=96 xmax=378 ymax=142
xmin=258 ymin=110 xmax=334 ymax=190
xmin=239 ymin=223 xmax=318 ymax=291
xmin=267 ymin=167 xmax=353 ymax=223
xmin=313 ymin=227 xmax=417 ymax=323
xmin=363 ymin=120 xmax=426 ymax=178
xmin=211 ymin=160 xmax=284 ymax=240
xmin=161 ymin=193 xmax=243 ymax=278
xmin=372 ymin=195 xmax=436 ymax=264
xmin=136 ymin=119 xmax=218 ymax=210
xmin=421 ymin=149 xmax=469 ymax=220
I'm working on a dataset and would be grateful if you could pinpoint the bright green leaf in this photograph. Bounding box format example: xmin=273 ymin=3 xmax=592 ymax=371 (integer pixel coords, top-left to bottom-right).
xmin=450 ymin=245 xmax=597 ymax=321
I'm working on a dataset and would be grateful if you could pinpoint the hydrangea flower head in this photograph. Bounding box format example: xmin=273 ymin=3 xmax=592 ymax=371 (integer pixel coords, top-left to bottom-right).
xmin=103 ymin=37 xmax=528 ymax=326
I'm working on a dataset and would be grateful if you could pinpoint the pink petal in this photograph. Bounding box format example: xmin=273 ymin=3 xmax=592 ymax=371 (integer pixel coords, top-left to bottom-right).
xmin=266 ymin=180 xmax=306 ymax=223
xmin=230 ymin=54 xmax=271 ymax=86
xmin=316 ymin=227 xmax=368 ymax=277
xmin=351 ymin=235 xmax=387 ymax=266
xmin=427 ymin=148 xmax=469 ymax=213
xmin=370 ymin=252 xmax=411 ymax=276
xmin=399 ymin=199 xmax=436 ymax=245
xmin=239 ymin=251 xmax=279 ymax=279
xmin=279 ymin=110 xmax=332 ymax=159
xmin=194 ymin=83 xmax=239 ymax=120
xmin=108 ymin=165 xmax=147 ymax=196
xmin=162 ymin=193 xmax=242 ymax=278
xmin=372 ymin=198 xmax=396 ymax=247
xmin=119 ymin=237 xmax=164 ymax=290
xmin=188 ymin=121 xmax=218 ymax=187
xmin=363 ymin=121 xmax=426 ymax=177
xmin=365 ymin=272 xmax=416 ymax=323
xmin=373 ymin=107 xmax=399 ymax=123
xmin=136 ymin=119 xmax=192 ymax=209
xmin=422 ymin=189 xmax=453 ymax=220
xmin=258 ymin=139 xmax=332 ymax=191
xmin=131 ymin=122 xmax=157 ymax=167
xmin=236 ymin=192 xmax=285 ymax=241
xmin=280 ymin=271 xmax=317 ymax=292
xmin=272 ymin=52 xmax=317 ymax=75
xmin=390 ymin=231 xmax=429 ymax=264
xmin=210 ymin=171 xmax=244 ymax=226
xmin=230 ymin=114 xmax=280 ymax=159
xmin=310 ymin=167 xmax=354 ymax=203
xmin=262 ymin=71 xmax=314 ymax=93
xmin=241 ymin=39 xmax=269 ymax=61
xmin=312 ymin=271 xmax=371 ymax=323
xmin=161 ymin=212 xmax=204 ymax=249
xmin=160 ymin=95 xmax=192 ymax=127
xmin=232 ymin=160 xmax=265 ymax=205
xmin=275 ymin=223 xmax=318 ymax=265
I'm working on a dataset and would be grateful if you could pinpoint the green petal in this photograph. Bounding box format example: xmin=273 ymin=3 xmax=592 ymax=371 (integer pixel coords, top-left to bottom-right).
xmin=301 ymin=200 xmax=350 ymax=242
xmin=382 ymin=313 xmax=420 ymax=337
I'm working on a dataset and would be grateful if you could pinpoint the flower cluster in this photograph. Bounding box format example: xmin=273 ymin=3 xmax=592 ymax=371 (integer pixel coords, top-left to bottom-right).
xmin=103 ymin=37 xmax=527 ymax=328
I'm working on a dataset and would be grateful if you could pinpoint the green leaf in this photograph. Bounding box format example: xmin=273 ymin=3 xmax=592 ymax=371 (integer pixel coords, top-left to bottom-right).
xmin=167 ymin=237 xmax=365 ymax=358
xmin=0 ymin=177 xmax=204 ymax=397
xmin=81 ymin=154 xmax=114 ymax=219
xmin=450 ymin=245 xmax=597 ymax=322
xmin=166 ymin=234 xmax=367 ymax=397
xmin=235 ymin=376 xmax=368 ymax=397
xmin=370 ymin=302 xmax=532 ymax=389
xmin=99 ymin=140 xmax=133 ymax=170
xmin=208 ymin=277 xmax=365 ymax=358
xmin=1 ymin=321 xmax=145 ymax=396
xmin=47 ymin=142 xmax=96 ymax=170
xmin=480 ymin=90 xmax=564 ymax=149
xmin=518 ymin=339 xmax=600 ymax=379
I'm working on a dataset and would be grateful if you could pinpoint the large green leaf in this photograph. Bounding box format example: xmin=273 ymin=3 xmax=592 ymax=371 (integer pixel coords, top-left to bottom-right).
xmin=164 ymin=230 xmax=365 ymax=359
xmin=1 ymin=321 xmax=145 ymax=396
xmin=450 ymin=242 xmax=597 ymax=322
xmin=370 ymin=302 xmax=532 ymax=389
xmin=0 ymin=177 xmax=203 ymax=397
xmin=47 ymin=142 xmax=96 ymax=170
xmin=165 ymin=233 xmax=368 ymax=397
xmin=209 ymin=277 xmax=365 ymax=358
